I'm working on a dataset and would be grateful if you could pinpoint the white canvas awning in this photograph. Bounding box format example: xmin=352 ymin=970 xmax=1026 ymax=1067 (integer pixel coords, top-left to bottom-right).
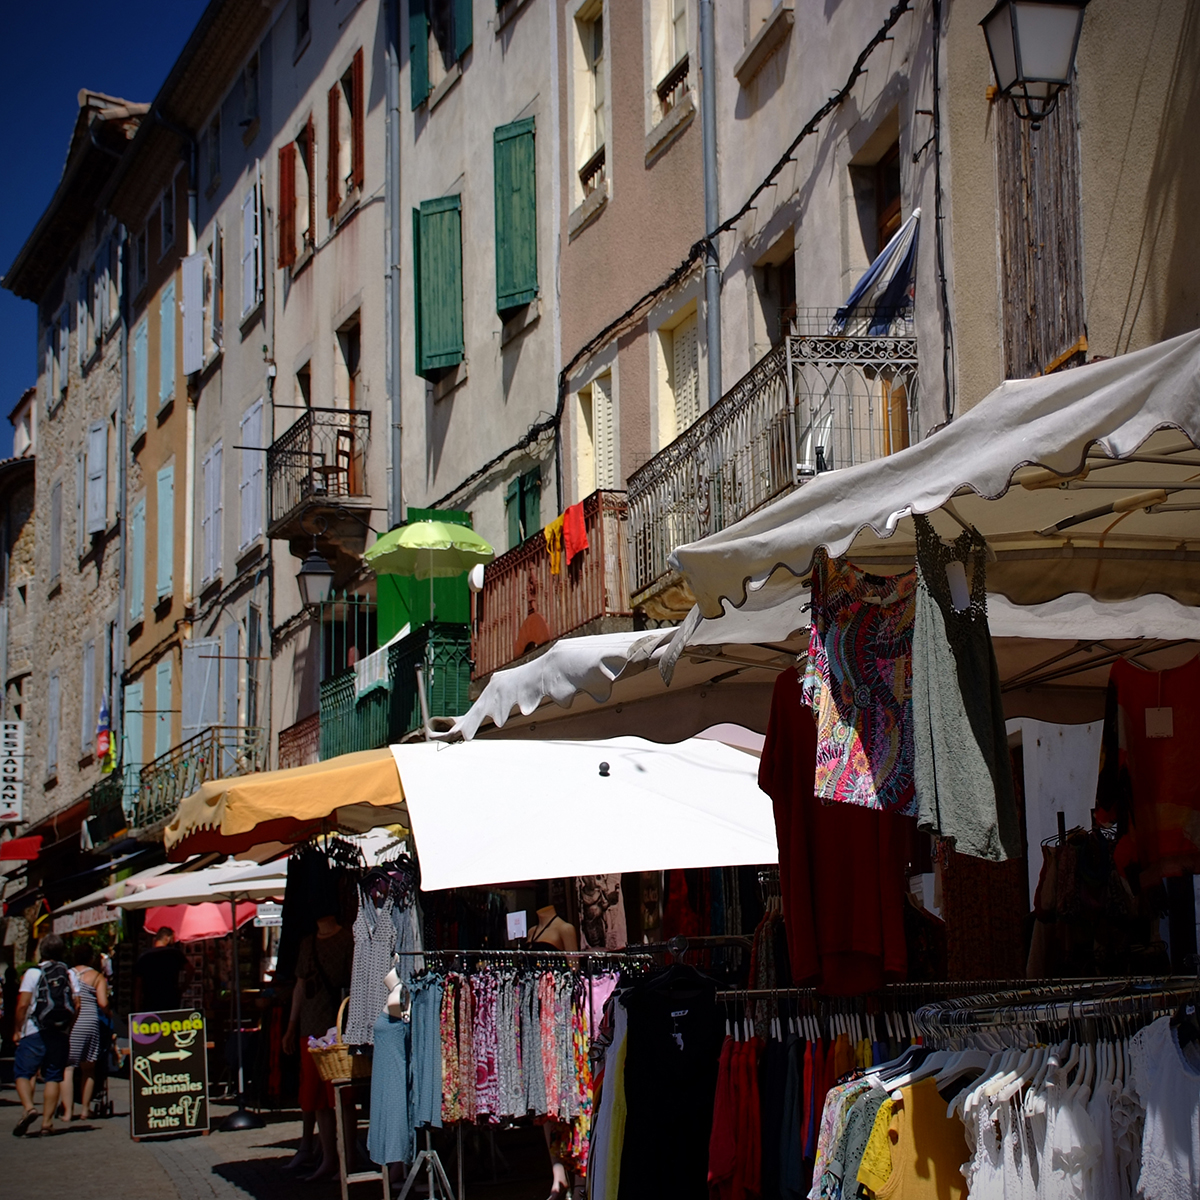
xmin=390 ymin=736 xmax=776 ymax=891
xmin=670 ymin=330 xmax=1200 ymax=620
xmin=111 ymin=859 xmax=288 ymax=910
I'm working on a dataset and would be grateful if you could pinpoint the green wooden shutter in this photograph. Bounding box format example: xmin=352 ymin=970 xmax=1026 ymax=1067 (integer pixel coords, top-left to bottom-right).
xmin=412 ymin=207 xmax=423 ymax=373
xmin=521 ymin=467 xmax=541 ymax=539
xmin=416 ymin=197 xmax=464 ymax=376
xmin=454 ymin=0 xmax=473 ymax=60
xmin=505 ymin=478 xmax=521 ymax=549
xmin=156 ymin=464 xmax=174 ymax=598
xmin=494 ymin=118 xmax=538 ymax=315
xmin=409 ymin=0 xmax=430 ymax=109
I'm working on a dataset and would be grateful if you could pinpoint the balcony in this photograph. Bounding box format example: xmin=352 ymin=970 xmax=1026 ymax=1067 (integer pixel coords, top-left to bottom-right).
xmin=627 ymin=312 xmax=918 ymax=616
xmin=471 ymin=490 xmax=632 ymax=680
xmin=319 ymin=623 xmax=473 ymax=759
xmin=132 ymin=726 xmax=267 ymax=831
xmin=83 ymin=768 xmax=128 ymax=848
xmin=267 ymin=406 xmax=371 ymax=567
xmin=278 ymin=713 xmax=320 ymax=771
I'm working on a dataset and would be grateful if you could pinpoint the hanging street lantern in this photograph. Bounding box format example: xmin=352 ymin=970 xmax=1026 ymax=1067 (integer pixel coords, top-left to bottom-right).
xmin=296 ymin=537 xmax=335 ymax=608
xmin=981 ymin=0 xmax=1088 ymax=126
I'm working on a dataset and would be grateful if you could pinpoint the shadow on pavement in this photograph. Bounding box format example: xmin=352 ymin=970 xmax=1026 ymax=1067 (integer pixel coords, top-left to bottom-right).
xmin=212 ymin=1156 xmax=343 ymax=1200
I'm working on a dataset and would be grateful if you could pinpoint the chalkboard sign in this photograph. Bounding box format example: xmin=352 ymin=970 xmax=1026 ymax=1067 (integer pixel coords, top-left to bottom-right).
xmin=129 ymin=1009 xmax=210 ymax=1138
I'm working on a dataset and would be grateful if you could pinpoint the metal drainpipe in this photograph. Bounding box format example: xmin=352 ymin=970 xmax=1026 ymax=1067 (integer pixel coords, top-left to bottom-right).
xmin=115 ymin=225 xmax=129 ymax=772
xmin=699 ymin=0 xmax=722 ymax=409
xmin=385 ymin=0 xmax=404 ymax=529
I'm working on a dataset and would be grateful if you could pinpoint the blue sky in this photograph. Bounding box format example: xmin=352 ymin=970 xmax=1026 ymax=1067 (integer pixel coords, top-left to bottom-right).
xmin=0 ymin=0 xmax=209 ymax=459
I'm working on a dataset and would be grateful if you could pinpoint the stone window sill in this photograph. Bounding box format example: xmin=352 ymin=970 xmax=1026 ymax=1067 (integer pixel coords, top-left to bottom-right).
xmin=568 ymin=180 xmax=609 ymax=240
xmin=734 ymin=4 xmax=794 ymax=87
xmin=430 ymin=63 xmax=462 ymax=112
xmin=646 ymin=92 xmax=696 ymax=164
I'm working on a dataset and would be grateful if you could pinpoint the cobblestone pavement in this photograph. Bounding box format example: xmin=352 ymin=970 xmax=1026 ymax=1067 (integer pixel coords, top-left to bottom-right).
xmin=0 ymin=1077 xmax=344 ymax=1200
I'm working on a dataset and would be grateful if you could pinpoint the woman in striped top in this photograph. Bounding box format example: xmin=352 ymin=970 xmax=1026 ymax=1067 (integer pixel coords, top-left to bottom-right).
xmin=60 ymin=943 xmax=108 ymax=1121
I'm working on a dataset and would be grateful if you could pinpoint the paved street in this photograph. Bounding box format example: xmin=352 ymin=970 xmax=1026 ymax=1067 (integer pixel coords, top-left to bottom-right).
xmin=0 ymin=1078 xmax=345 ymax=1200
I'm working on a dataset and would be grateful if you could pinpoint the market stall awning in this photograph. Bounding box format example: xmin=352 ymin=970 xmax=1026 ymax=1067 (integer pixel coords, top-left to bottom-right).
xmin=670 ymin=330 xmax=1200 ymax=619
xmin=143 ymin=901 xmax=258 ymax=942
xmin=111 ymin=860 xmax=288 ymax=909
xmin=0 ymin=836 xmax=43 ymax=861
xmin=164 ymin=748 xmax=407 ymax=860
xmin=390 ymin=736 xmax=777 ymax=891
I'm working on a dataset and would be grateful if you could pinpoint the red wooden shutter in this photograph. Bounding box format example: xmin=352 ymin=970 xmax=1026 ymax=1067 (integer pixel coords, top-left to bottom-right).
xmin=351 ymin=49 xmax=365 ymax=191
xmin=327 ymin=83 xmax=341 ymax=218
xmin=305 ymin=114 xmax=317 ymax=246
xmin=277 ymin=142 xmax=296 ymax=268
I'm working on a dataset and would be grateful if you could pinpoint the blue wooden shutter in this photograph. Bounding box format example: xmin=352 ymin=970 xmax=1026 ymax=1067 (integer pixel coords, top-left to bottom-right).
xmin=123 ymin=681 xmax=143 ymax=780
xmin=129 ymin=499 xmax=145 ymax=621
xmin=409 ymin=0 xmax=430 ymax=109
xmin=156 ymin=465 xmax=174 ymax=598
xmin=416 ymin=196 xmax=464 ymax=375
xmin=133 ymin=319 xmax=148 ymax=435
xmin=159 ymin=278 xmax=176 ymax=407
xmin=154 ymin=657 xmax=173 ymax=759
xmin=494 ymin=118 xmax=538 ymax=314
xmin=454 ymin=0 xmax=473 ymax=59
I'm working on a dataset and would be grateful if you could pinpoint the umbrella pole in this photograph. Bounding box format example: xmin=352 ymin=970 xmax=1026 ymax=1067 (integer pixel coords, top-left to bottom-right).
xmin=220 ymin=896 xmax=264 ymax=1132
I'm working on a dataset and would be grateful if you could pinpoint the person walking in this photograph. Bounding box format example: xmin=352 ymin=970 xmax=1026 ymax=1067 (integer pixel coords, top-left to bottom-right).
xmin=59 ymin=943 xmax=108 ymax=1121
xmin=133 ymin=926 xmax=191 ymax=1012
xmin=12 ymin=933 xmax=80 ymax=1138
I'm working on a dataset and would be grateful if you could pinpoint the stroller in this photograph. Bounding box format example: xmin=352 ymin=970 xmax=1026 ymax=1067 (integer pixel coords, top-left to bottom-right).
xmin=87 ymin=1012 xmax=118 ymax=1118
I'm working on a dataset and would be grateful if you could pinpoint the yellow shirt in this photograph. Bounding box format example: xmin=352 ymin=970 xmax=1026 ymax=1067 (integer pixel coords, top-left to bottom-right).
xmin=859 ymin=1078 xmax=967 ymax=1200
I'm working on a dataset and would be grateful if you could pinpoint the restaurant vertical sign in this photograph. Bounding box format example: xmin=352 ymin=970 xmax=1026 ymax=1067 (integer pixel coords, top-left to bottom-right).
xmin=0 ymin=720 xmax=24 ymax=824
xmin=129 ymin=1010 xmax=210 ymax=1137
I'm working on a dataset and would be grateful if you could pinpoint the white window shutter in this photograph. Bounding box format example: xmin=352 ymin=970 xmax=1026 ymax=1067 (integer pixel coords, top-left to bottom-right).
xmin=241 ymin=185 xmax=257 ymax=316
xmin=47 ymin=672 xmax=61 ymax=772
xmin=181 ymin=638 xmax=221 ymax=741
xmin=154 ymin=656 xmax=173 ymax=759
xmin=182 ymin=252 xmax=205 ymax=374
xmin=240 ymin=400 xmax=263 ymax=547
xmin=129 ymin=499 xmax=145 ymax=621
xmin=86 ymin=421 xmax=108 ymax=534
xmin=156 ymin=465 xmax=174 ymax=598
xmin=132 ymin=320 xmax=148 ymax=435
xmin=672 ymin=313 xmax=700 ymax=433
xmin=201 ymin=449 xmax=213 ymax=584
xmin=254 ymin=164 xmax=264 ymax=306
xmin=593 ymin=373 xmax=616 ymax=489
xmin=212 ymin=441 xmax=223 ymax=581
xmin=81 ymin=640 xmax=96 ymax=753
xmin=123 ymin=681 xmax=144 ymax=773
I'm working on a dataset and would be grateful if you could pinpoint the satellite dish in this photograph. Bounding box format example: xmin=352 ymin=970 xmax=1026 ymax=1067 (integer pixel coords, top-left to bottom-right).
xmin=468 ymin=563 xmax=486 ymax=592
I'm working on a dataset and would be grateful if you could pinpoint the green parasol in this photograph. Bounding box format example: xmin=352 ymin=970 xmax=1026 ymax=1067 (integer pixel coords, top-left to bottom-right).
xmin=364 ymin=520 xmax=495 ymax=580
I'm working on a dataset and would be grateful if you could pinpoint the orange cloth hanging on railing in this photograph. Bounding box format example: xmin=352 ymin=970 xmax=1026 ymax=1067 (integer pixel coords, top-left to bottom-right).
xmin=543 ymin=515 xmax=565 ymax=575
xmin=564 ymin=502 xmax=589 ymax=565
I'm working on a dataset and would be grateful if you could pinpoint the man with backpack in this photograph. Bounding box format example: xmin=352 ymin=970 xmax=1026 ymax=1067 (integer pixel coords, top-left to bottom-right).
xmin=12 ymin=933 xmax=81 ymax=1137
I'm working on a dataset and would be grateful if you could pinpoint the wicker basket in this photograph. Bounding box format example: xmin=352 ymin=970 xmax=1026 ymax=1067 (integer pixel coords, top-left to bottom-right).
xmin=308 ymin=996 xmax=372 ymax=1083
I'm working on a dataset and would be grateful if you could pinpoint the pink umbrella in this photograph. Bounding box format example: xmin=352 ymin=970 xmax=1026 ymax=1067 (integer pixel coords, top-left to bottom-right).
xmin=143 ymin=901 xmax=258 ymax=943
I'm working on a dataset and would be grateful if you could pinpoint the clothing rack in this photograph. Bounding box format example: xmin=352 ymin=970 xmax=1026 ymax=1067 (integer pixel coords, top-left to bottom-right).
xmin=712 ymin=975 xmax=1143 ymax=1002
xmin=392 ymin=947 xmax=656 ymax=962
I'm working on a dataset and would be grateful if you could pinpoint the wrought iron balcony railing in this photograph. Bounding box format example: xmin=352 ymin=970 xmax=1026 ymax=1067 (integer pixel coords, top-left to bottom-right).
xmin=579 ymin=145 xmax=606 ymax=197
xmin=132 ymin=726 xmax=267 ymax=830
xmin=472 ymin=490 xmax=631 ymax=679
xmin=278 ymin=712 xmax=320 ymax=771
xmin=83 ymin=768 xmax=128 ymax=846
xmin=656 ymin=54 xmax=690 ymax=114
xmin=319 ymin=623 xmax=473 ymax=759
xmin=627 ymin=329 xmax=918 ymax=601
xmin=267 ymin=406 xmax=371 ymax=531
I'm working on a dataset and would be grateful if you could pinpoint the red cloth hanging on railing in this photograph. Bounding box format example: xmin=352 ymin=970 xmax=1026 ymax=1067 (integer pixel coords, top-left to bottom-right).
xmin=564 ymin=502 xmax=589 ymax=565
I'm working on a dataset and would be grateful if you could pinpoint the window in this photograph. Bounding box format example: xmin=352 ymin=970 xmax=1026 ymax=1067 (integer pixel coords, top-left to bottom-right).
xmin=93 ymin=250 xmax=107 ymax=342
xmin=132 ymin=318 xmax=148 ymax=437
xmin=997 ymin=84 xmax=1085 ymax=378
xmin=221 ymin=623 xmax=239 ymax=727
xmin=49 ymin=479 xmax=63 ymax=582
xmin=161 ymin=179 xmax=176 ymax=255
xmin=181 ymin=638 xmax=220 ymax=741
xmin=574 ymin=4 xmax=606 ymax=199
xmin=76 ymin=449 xmax=86 ymax=557
xmin=156 ymin=463 xmax=175 ymax=599
xmin=505 ymin=466 xmax=541 ymax=549
xmin=576 ymin=372 xmax=615 ymax=495
xmin=77 ymin=274 xmax=91 ymax=368
xmin=206 ymin=112 xmax=221 ymax=187
xmin=56 ymin=309 xmax=69 ymax=401
xmin=651 ymin=0 xmax=690 ymax=119
xmin=135 ymin=228 xmax=148 ymax=294
xmin=247 ymin=605 xmax=262 ymax=728
xmin=106 ymin=237 xmax=120 ymax=330
xmin=201 ymin=441 xmax=223 ymax=586
xmin=327 ymin=49 xmax=364 ymax=217
xmin=296 ymin=361 xmax=312 ymax=407
xmin=47 ymin=671 xmax=60 ymax=775
xmin=154 ymin=656 xmax=173 ymax=759
xmin=123 ymin=680 xmax=143 ymax=793
xmin=242 ymin=52 xmax=260 ymax=128
xmin=86 ymin=420 xmax=108 ymax=535
xmin=239 ymin=399 xmax=265 ymax=549
xmin=874 ymin=141 xmax=901 ymax=255
xmin=494 ymin=118 xmax=538 ymax=315
xmin=297 ymin=0 xmax=310 ymax=46
xmin=159 ymin=278 xmax=176 ymax=406
xmin=241 ymin=175 xmax=263 ymax=317
xmin=81 ymin=640 xmax=96 ymax=755
xmin=296 ymin=116 xmax=315 ymax=252
xmin=129 ymin=497 xmax=145 ymax=622
xmin=410 ymin=0 xmax=473 ymax=109
xmin=205 ymin=228 xmax=224 ymax=358
xmin=412 ymin=196 xmax=464 ymax=377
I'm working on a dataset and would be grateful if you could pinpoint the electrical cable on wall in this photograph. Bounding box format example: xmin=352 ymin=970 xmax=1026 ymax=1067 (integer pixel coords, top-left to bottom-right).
xmin=431 ymin=0 xmax=917 ymax=515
